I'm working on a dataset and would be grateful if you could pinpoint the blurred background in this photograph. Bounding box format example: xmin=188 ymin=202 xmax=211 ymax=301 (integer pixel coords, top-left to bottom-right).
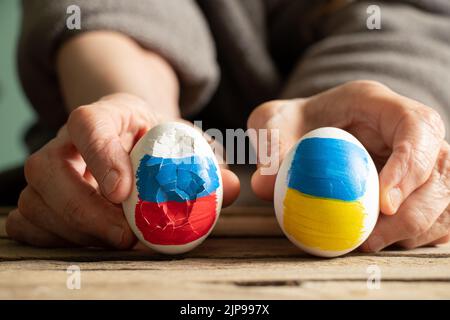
xmin=0 ymin=0 xmax=34 ymax=171
xmin=0 ymin=1 xmax=261 ymax=207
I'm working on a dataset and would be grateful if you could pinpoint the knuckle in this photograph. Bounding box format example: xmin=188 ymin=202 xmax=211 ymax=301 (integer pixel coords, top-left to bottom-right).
xmin=67 ymin=105 xmax=93 ymax=133
xmin=18 ymin=188 xmax=48 ymax=225
xmin=24 ymin=146 xmax=61 ymax=192
xmin=17 ymin=189 xmax=32 ymax=219
xmin=5 ymin=211 xmax=20 ymax=238
xmin=417 ymin=107 xmax=446 ymax=140
xmin=46 ymin=143 xmax=65 ymax=160
xmin=24 ymin=152 xmax=40 ymax=184
xmin=247 ymin=100 xmax=286 ymax=129
xmin=395 ymin=132 xmax=433 ymax=183
xmin=343 ymin=80 xmax=388 ymax=93
xmin=392 ymin=140 xmax=421 ymax=180
xmin=24 ymin=134 xmax=64 ymax=184
xmin=436 ymin=144 xmax=450 ymax=194
xmin=24 ymin=151 xmax=49 ymax=188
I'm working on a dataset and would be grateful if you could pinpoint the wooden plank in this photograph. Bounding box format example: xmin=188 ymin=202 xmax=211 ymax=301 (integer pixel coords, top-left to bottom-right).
xmin=1 ymin=236 xmax=449 ymax=262
xmin=1 ymin=277 xmax=448 ymax=299
xmin=1 ymin=203 xmax=450 ymax=300
xmin=1 ymin=206 xmax=450 ymax=260
xmin=212 ymin=208 xmax=283 ymax=237
xmin=0 ymin=237 xmax=306 ymax=261
xmin=0 ymin=206 xmax=275 ymax=216
xmin=0 ymin=207 xmax=283 ymax=239
xmin=0 ymin=256 xmax=449 ymax=299
xmin=2 ymin=256 xmax=449 ymax=279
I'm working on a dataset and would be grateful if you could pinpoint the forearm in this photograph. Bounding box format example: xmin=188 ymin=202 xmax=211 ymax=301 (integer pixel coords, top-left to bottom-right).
xmin=56 ymin=31 xmax=180 ymax=120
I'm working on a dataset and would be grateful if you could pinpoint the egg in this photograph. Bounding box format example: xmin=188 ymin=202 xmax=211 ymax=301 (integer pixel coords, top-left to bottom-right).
xmin=122 ymin=122 xmax=223 ymax=254
xmin=274 ymin=127 xmax=379 ymax=257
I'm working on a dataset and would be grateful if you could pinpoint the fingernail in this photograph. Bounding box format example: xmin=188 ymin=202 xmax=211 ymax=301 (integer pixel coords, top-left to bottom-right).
xmin=368 ymin=236 xmax=385 ymax=253
xmin=388 ymin=187 xmax=402 ymax=213
xmin=102 ymin=169 xmax=120 ymax=196
xmin=107 ymin=225 xmax=125 ymax=247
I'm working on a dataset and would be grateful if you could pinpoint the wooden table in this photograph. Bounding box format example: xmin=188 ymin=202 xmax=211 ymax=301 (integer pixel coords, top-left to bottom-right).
xmin=1 ymin=205 xmax=449 ymax=299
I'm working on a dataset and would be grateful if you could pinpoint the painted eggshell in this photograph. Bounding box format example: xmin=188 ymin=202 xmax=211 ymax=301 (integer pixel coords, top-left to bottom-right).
xmin=274 ymin=127 xmax=379 ymax=257
xmin=122 ymin=122 xmax=223 ymax=254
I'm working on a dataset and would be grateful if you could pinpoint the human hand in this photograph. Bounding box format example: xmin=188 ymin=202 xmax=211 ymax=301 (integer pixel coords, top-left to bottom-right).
xmin=6 ymin=93 xmax=239 ymax=248
xmin=248 ymin=81 xmax=449 ymax=251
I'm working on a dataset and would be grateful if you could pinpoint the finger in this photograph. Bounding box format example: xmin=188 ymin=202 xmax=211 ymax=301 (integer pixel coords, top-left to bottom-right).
xmin=24 ymin=139 xmax=136 ymax=249
xmin=378 ymin=106 xmax=445 ymax=215
xmin=5 ymin=209 xmax=71 ymax=247
xmin=429 ymin=233 xmax=450 ymax=246
xmin=361 ymin=146 xmax=449 ymax=252
xmin=247 ymin=100 xmax=305 ymax=200
xmin=67 ymin=94 xmax=157 ymax=203
xmin=220 ymin=168 xmax=240 ymax=207
xmin=250 ymin=168 xmax=277 ymax=201
xmin=295 ymin=81 xmax=445 ymax=215
xmin=396 ymin=209 xmax=450 ymax=249
xmin=18 ymin=186 xmax=104 ymax=247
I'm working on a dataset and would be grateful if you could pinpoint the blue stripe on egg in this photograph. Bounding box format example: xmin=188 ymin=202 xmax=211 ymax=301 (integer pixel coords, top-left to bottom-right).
xmin=136 ymin=154 xmax=220 ymax=203
xmin=287 ymin=137 xmax=369 ymax=202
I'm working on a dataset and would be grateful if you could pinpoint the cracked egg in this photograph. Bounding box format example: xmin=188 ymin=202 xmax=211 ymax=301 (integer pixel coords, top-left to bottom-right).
xmin=122 ymin=122 xmax=223 ymax=254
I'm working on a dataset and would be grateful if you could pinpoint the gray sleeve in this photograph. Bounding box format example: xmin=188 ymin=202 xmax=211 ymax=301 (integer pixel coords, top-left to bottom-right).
xmin=281 ymin=0 xmax=450 ymax=135
xmin=18 ymin=0 xmax=219 ymax=120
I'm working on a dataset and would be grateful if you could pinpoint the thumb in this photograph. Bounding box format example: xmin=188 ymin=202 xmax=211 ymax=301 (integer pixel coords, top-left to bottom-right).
xmin=67 ymin=96 xmax=156 ymax=203
xmin=247 ymin=100 xmax=305 ymax=200
xmin=379 ymin=107 xmax=445 ymax=214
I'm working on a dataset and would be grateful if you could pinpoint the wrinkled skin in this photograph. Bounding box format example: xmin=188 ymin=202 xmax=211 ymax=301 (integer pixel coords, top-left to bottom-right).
xmin=6 ymin=94 xmax=240 ymax=248
xmin=6 ymin=81 xmax=449 ymax=252
xmin=248 ymin=81 xmax=449 ymax=252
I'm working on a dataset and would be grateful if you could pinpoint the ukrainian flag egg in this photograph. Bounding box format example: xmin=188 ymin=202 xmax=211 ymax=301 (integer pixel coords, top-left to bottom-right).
xmin=274 ymin=127 xmax=379 ymax=257
xmin=122 ymin=122 xmax=223 ymax=254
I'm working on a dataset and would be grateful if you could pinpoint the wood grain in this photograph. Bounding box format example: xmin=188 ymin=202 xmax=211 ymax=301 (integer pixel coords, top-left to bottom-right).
xmin=1 ymin=207 xmax=449 ymax=299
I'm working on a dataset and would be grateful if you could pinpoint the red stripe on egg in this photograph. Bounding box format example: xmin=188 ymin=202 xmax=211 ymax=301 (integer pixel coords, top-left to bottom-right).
xmin=135 ymin=192 xmax=217 ymax=245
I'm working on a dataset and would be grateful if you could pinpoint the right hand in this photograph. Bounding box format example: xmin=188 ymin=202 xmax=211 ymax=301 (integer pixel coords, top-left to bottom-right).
xmin=247 ymin=81 xmax=449 ymax=251
xmin=6 ymin=93 xmax=240 ymax=248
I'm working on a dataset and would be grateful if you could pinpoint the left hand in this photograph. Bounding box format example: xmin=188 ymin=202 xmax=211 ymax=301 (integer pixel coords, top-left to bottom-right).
xmin=247 ymin=80 xmax=450 ymax=252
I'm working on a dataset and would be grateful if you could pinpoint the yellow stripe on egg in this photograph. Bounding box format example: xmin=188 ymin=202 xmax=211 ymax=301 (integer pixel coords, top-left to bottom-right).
xmin=283 ymin=188 xmax=366 ymax=251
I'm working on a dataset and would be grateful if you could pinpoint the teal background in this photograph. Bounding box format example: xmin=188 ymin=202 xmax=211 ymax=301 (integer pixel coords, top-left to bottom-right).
xmin=0 ymin=0 xmax=35 ymax=170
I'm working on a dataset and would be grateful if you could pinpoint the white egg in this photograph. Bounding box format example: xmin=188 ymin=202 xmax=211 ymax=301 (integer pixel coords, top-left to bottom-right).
xmin=274 ymin=127 xmax=379 ymax=257
xmin=122 ymin=122 xmax=223 ymax=254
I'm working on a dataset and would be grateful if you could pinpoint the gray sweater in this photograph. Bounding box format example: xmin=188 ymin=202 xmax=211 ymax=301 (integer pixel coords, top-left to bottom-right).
xmin=18 ymin=0 xmax=450 ymax=151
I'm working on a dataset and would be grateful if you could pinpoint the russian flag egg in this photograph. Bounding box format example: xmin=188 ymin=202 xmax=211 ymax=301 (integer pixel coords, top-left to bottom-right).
xmin=274 ymin=127 xmax=379 ymax=257
xmin=122 ymin=122 xmax=223 ymax=254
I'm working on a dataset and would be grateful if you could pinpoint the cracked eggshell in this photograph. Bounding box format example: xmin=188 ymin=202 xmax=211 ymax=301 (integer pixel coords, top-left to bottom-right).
xmin=274 ymin=127 xmax=379 ymax=257
xmin=122 ymin=122 xmax=223 ymax=254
